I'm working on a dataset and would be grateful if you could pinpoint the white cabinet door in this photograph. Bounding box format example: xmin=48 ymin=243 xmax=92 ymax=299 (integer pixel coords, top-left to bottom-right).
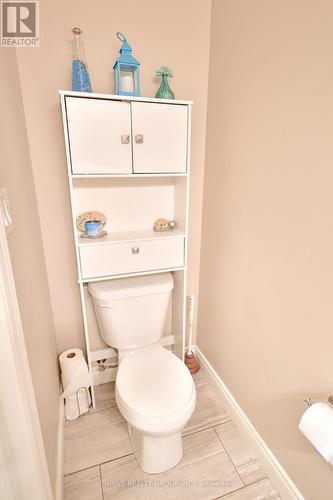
xmin=131 ymin=102 xmax=188 ymax=173
xmin=66 ymin=97 xmax=132 ymax=174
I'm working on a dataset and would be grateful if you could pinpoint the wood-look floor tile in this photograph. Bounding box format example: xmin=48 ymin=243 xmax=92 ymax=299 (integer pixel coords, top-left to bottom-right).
xmin=214 ymin=422 xmax=266 ymax=485
xmin=215 ymin=478 xmax=280 ymax=499
xmin=64 ymin=466 xmax=103 ymax=500
xmin=64 ymin=407 xmax=132 ymax=475
xmin=183 ymin=377 xmax=231 ymax=435
xmin=101 ymin=427 xmax=243 ymax=499
xmin=191 ymin=369 xmax=207 ymax=384
xmin=94 ymin=382 xmax=116 ymax=410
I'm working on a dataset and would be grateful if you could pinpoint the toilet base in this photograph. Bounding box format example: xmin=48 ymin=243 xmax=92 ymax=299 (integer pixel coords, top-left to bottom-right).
xmin=127 ymin=423 xmax=183 ymax=474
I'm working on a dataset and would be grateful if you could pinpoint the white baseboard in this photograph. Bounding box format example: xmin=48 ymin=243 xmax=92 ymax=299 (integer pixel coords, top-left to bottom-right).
xmin=194 ymin=346 xmax=305 ymax=500
xmin=56 ymin=397 xmax=64 ymax=500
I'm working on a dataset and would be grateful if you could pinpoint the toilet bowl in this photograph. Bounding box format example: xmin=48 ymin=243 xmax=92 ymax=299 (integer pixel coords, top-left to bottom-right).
xmin=88 ymin=273 xmax=196 ymax=473
xmin=116 ymin=343 xmax=196 ymax=473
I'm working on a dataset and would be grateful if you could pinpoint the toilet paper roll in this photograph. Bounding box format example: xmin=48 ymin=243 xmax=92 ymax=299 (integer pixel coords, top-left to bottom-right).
xmin=299 ymin=402 xmax=333 ymax=465
xmin=59 ymin=348 xmax=92 ymax=421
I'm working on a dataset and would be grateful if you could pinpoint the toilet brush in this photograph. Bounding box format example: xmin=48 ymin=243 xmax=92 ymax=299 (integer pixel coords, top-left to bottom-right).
xmin=185 ymin=295 xmax=200 ymax=374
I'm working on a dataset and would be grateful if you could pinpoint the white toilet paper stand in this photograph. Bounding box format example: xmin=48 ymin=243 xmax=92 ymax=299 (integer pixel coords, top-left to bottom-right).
xmin=75 ymin=386 xmax=91 ymax=417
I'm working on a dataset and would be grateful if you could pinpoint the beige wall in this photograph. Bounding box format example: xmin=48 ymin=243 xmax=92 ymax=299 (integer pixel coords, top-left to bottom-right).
xmin=0 ymin=49 xmax=60 ymax=496
xmin=198 ymin=1 xmax=333 ymax=498
xmin=15 ymin=0 xmax=212 ymax=353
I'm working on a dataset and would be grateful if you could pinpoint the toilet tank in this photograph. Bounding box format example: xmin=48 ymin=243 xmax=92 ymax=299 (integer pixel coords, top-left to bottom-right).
xmin=88 ymin=273 xmax=174 ymax=350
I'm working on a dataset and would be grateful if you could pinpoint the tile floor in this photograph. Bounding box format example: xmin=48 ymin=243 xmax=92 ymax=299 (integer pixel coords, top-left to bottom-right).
xmin=64 ymin=370 xmax=280 ymax=500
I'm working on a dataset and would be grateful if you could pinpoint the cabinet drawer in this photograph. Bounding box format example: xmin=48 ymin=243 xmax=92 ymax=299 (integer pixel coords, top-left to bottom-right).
xmin=79 ymin=237 xmax=184 ymax=279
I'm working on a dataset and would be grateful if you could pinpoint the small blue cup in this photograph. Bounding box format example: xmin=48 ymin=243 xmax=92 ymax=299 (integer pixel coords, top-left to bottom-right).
xmin=85 ymin=220 xmax=102 ymax=237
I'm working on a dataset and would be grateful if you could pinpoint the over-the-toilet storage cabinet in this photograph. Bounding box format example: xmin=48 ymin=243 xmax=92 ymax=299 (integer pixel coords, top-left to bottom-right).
xmin=60 ymin=91 xmax=192 ymax=409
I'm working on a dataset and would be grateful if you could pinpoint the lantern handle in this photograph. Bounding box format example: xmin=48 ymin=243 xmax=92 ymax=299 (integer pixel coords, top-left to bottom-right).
xmin=116 ymin=32 xmax=127 ymax=43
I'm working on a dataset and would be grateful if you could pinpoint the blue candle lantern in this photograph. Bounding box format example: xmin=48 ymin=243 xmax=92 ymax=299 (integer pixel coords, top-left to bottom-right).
xmin=113 ymin=32 xmax=140 ymax=97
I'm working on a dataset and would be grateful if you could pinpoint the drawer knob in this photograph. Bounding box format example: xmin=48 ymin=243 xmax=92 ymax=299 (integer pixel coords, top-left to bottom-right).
xmin=131 ymin=247 xmax=140 ymax=254
xmin=135 ymin=134 xmax=144 ymax=144
xmin=121 ymin=135 xmax=130 ymax=144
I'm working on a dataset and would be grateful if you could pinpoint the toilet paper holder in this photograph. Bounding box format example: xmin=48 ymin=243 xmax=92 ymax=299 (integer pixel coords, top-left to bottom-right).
xmin=75 ymin=386 xmax=90 ymax=417
xmin=304 ymin=397 xmax=333 ymax=408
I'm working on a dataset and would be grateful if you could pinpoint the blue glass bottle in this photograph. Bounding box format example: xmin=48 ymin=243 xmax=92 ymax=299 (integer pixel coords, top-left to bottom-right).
xmin=71 ymin=27 xmax=92 ymax=93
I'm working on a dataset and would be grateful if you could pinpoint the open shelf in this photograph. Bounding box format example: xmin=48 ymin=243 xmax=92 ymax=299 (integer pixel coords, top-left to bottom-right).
xmin=72 ymin=176 xmax=187 ymax=236
xmin=77 ymin=229 xmax=185 ymax=246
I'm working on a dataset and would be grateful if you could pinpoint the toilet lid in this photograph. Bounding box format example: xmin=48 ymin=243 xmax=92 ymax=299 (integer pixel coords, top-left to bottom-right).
xmin=116 ymin=347 xmax=194 ymax=418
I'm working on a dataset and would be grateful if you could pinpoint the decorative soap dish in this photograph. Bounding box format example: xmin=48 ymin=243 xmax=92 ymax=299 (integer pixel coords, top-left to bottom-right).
xmin=80 ymin=231 xmax=107 ymax=239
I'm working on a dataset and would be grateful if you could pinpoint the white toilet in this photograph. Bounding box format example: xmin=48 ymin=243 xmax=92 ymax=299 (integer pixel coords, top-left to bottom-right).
xmin=88 ymin=273 xmax=196 ymax=474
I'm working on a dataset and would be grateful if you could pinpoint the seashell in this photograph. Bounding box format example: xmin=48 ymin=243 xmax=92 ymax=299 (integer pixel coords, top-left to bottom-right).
xmin=153 ymin=218 xmax=176 ymax=232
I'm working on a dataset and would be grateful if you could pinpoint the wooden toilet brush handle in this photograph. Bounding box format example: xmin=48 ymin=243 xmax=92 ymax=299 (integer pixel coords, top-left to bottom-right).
xmin=188 ymin=295 xmax=195 ymax=355
xmin=185 ymin=295 xmax=200 ymax=374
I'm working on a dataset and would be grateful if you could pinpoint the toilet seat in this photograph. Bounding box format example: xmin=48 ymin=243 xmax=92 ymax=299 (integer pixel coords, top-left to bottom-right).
xmin=116 ymin=345 xmax=196 ymax=435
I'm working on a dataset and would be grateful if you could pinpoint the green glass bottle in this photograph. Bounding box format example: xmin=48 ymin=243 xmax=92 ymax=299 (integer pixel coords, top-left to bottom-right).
xmin=155 ymin=66 xmax=175 ymax=99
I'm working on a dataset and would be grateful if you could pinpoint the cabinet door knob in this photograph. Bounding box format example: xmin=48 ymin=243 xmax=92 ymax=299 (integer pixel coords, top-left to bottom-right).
xmin=121 ymin=135 xmax=130 ymax=144
xmin=135 ymin=134 xmax=144 ymax=144
xmin=131 ymin=247 xmax=140 ymax=254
